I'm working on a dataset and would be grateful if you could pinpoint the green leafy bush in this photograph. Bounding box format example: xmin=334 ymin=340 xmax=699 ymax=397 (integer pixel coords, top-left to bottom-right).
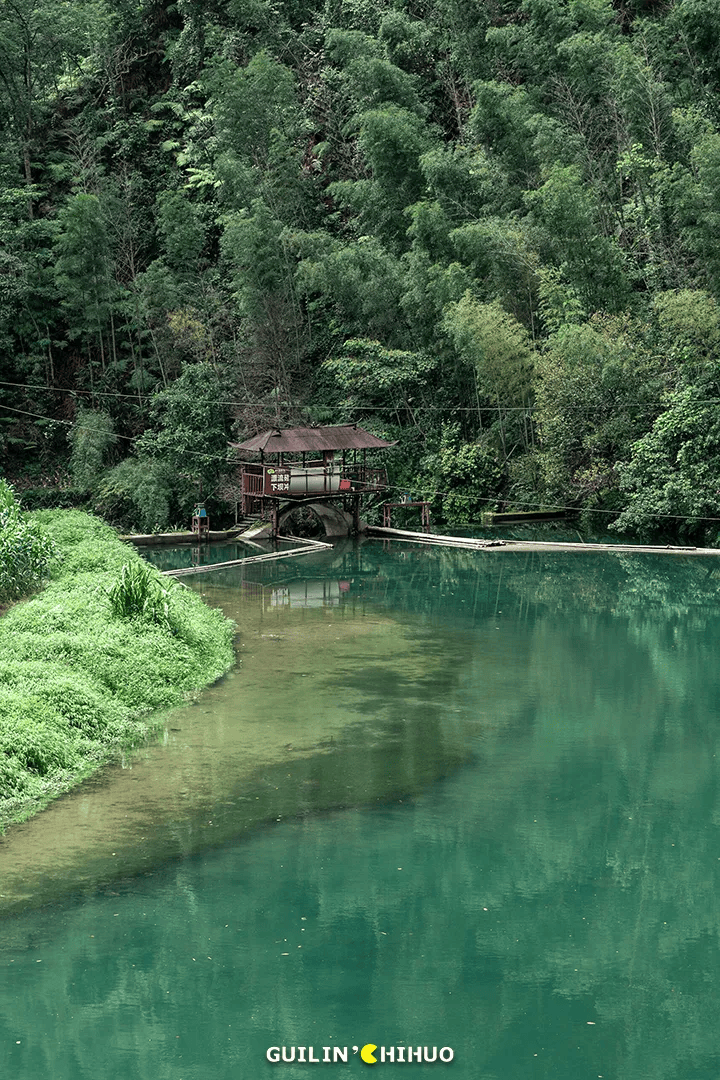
xmin=97 ymin=456 xmax=175 ymax=533
xmin=0 ymin=479 xmax=58 ymax=603
xmin=613 ymin=380 xmax=720 ymax=541
xmin=108 ymin=560 xmax=174 ymax=631
xmin=0 ymin=717 xmax=76 ymax=777
xmin=426 ymin=424 xmax=504 ymax=524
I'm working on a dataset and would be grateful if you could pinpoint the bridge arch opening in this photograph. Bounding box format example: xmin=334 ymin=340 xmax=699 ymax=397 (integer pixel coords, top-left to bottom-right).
xmin=277 ymin=500 xmax=353 ymax=538
xmin=278 ymin=505 xmax=324 ymax=539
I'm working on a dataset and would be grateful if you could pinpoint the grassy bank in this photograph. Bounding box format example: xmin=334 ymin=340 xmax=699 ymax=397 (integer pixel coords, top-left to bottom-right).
xmin=0 ymin=509 xmax=235 ymax=830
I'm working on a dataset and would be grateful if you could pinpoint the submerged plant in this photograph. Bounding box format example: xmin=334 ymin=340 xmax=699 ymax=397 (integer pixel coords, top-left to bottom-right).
xmin=108 ymin=560 xmax=175 ymax=632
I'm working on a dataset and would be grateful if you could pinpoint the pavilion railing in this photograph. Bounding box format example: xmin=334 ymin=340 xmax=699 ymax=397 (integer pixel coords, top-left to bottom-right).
xmin=238 ymin=462 xmax=388 ymax=508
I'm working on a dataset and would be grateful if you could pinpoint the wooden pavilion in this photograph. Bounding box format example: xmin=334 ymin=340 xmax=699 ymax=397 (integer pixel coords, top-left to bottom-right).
xmin=230 ymin=423 xmax=395 ymax=535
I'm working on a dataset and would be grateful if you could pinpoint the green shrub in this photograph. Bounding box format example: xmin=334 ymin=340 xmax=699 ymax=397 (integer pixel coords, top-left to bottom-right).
xmin=0 ymin=479 xmax=58 ymax=603
xmin=108 ymin=560 xmax=174 ymax=631
xmin=425 ymin=424 xmax=504 ymax=524
xmin=0 ymin=481 xmax=14 ymax=515
xmin=0 ymin=717 xmax=78 ymax=776
xmin=97 ymin=456 xmax=175 ymax=532
xmin=0 ymin=755 xmax=28 ymax=795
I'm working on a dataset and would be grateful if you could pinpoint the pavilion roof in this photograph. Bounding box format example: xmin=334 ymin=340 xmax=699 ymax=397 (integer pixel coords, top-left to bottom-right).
xmin=231 ymin=424 xmax=395 ymax=454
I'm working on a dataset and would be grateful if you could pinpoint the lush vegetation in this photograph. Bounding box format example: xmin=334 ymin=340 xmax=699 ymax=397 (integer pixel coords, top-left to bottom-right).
xmin=0 ymin=509 xmax=235 ymax=828
xmin=3 ymin=0 xmax=720 ymax=541
xmin=0 ymin=479 xmax=57 ymax=604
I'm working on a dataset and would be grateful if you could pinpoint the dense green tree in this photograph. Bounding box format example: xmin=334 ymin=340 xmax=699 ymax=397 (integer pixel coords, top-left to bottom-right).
xmin=610 ymin=289 xmax=720 ymax=540
xmin=0 ymin=172 xmax=43 ymax=356
xmin=0 ymin=0 xmax=111 ymax=209
xmin=209 ymin=49 xmax=307 ymax=211
xmin=97 ymin=455 xmax=176 ymax=532
xmin=135 ymin=361 xmax=232 ymax=499
xmin=330 ymin=104 xmax=434 ymax=244
xmin=423 ymin=422 xmax=504 ymax=523
xmin=613 ymin=371 xmax=720 ymax=542
xmin=322 ymin=337 xmax=437 ymax=414
xmin=5 ymin=0 xmax=720 ymax=539
xmin=296 ymin=233 xmax=406 ymax=343
xmin=68 ymin=406 xmax=117 ymax=491
xmin=155 ymin=190 xmax=208 ymax=278
xmin=53 ymin=192 xmax=117 ymax=387
xmin=525 ymin=163 xmax=631 ymax=313
xmin=221 ymin=198 xmax=307 ymax=400
xmin=534 ymin=314 xmax=665 ymax=512
xmin=443 ymin=293 xmax=535 ymax=460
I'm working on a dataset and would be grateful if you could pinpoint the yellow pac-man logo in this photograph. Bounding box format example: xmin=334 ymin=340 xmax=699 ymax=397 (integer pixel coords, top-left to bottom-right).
xmin=360 ymin=1044 xmax=378 ymax=1064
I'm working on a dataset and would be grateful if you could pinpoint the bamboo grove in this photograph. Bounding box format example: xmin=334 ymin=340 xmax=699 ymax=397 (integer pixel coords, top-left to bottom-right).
xmin=3 ymin=0 xmax=720 ymax=540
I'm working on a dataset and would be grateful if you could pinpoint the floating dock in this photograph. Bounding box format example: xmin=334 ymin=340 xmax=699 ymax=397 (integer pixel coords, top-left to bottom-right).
xmin=481 ymin=510 xmax=572 ymax=525
xmin=161 ymin=535 xmax=333 ymax=577
xmin=120 ymin=528 xmax=248 ymax=546
xmin=368 ymin=525 xmax=720 ymax=556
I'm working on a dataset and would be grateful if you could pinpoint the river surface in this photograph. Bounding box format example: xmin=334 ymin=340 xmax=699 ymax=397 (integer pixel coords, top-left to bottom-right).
xmin=2 ymin=540 xmax=720 ymax=1079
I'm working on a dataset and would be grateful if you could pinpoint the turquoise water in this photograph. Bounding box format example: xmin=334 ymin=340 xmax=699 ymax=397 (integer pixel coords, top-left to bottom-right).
xmin=2 ymin=542 xmax=720 ymax=1079
xmin=140 ymin=538 xmax=297 ymax=572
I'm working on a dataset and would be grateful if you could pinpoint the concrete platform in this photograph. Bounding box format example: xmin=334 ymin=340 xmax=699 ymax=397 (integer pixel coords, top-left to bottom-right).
xmin=120 ymin=528 xmax=246 ymax=545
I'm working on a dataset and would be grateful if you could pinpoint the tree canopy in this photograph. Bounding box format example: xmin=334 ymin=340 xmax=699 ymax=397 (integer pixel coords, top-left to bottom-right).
xmin=2 ymin=0 xmax=720 ymax=540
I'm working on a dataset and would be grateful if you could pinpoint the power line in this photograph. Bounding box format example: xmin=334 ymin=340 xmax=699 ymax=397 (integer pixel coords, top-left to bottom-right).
xmin=0 ymin=404 xmax=232 ymax=462
xmin=0 ymin=379 xmax=706 ymax=413
xmin=0 ymin=404 xmax=135 ymax=442
xmin=1 ymin=381 xmax=143 ymax=402
xmin=390 ymin=484 xmax=720 ymax=523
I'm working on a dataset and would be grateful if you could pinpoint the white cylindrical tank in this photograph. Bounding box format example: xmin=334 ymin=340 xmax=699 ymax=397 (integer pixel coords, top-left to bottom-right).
xmin=288 ymin=466 xmax=341 ymax=494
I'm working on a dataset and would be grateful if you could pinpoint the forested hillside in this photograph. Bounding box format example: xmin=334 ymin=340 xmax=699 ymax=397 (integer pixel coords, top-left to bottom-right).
xmin=2 ymin=0 xmax=720 ymax=541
